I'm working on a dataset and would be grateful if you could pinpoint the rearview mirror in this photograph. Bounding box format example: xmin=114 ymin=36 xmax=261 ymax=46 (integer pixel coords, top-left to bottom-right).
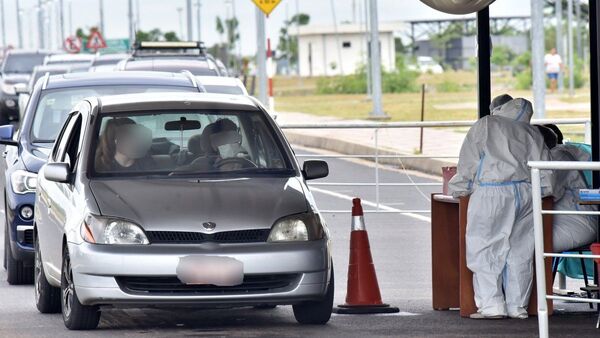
xmin=43 ymin=162 xmax=70 ymax=183
xmin=14 ymin=83 xmax=28 ymax=95
xmin=0 ymin=124 xmax=16 ymax=146
xmin=165 ymin=117 xmax=201 ymax=131
xmin=302 ymin=160 xmax=329 ymax=180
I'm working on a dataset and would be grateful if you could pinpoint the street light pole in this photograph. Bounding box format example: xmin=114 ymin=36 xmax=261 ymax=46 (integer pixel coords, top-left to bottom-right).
xmin=128 ymin=0 xmax=134 ymax=45
xmin=531 ymin=0 xmax=546 ymax=118
xmin=0 ymin=0 xmax=6 ymax=47
xmin=196 ymin=0 xmax=201 ymax=41
xmin=16 ymin=0 xmax=23 ymax=48
xmin=58 ymin=0 xmax=64 ymax=44
xmin=99 ymin=0 xmax=104 ymax=33
xmin=567 ymin=0 xmax=574 ymax=95
xmin=256 ymin=7 xmax=267 ymax=107
xmin=38 ymin=0 xmax=44 ymax=49
xmin=555 ymin=0 xmax=564 ymax=93
xmin=186 ymin=0 xmax=192 ymax=41
xmin=368 ymin=0 xmax=386 ymax=119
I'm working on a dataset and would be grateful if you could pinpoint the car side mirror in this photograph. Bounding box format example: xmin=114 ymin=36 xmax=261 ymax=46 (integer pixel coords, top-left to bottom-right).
xmin=0 ymin=124 xmax=16 ymax=146
xmin=302 ymin=160 xmax=329 ymax=180
xmin=14 ymin=83 xmax=28 ymax=95
xmin=44 ymin=162 xmax=71 ymax=183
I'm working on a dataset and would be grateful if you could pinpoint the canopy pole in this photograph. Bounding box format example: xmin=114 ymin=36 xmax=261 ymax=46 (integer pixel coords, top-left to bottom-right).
xmin=591 ymin=0 xmax=600 ymax=188
xmin=476 ymin=7 xmax=491 ymax=118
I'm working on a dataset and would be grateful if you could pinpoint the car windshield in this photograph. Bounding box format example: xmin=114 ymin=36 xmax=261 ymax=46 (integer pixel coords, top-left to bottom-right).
xmin=3 ymin=54 xmax=46 ymax=74
xmin=31 ymin=85 xmax=195 ymax=143
xmin=203 ymin=85 xmax=244 ymax=95
xmin=91 ymin=110 xmax=292 ymax=177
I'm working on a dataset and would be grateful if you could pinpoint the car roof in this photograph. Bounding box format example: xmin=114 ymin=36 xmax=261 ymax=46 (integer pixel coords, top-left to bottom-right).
xmin=42 ymin=71 xmax=199 ymax=90
xmin=32 ymin=64 xmax=73 ymax=72
xmin=95 ymin=92 xmax=259 ymax=114
xmin=94 ymin=53 xmax=130 ymax=60
xmin=119 ymin=58 xmax=217 ymax=74
xmin=45 ymin=54 xmax=94 ymax=62
xmin=5 ymin=49 xmax=54 ymax=56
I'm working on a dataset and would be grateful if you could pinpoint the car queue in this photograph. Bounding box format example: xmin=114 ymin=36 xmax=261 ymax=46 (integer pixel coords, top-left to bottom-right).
xmin=0 ymin=42 xmax=333 ymax=330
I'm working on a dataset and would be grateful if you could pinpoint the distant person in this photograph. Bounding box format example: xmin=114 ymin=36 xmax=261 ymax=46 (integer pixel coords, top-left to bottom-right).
xmin=449 ymin=98 xmax=553 ymax=320
xmin=544 ymin=48 xmax=563 ymax=94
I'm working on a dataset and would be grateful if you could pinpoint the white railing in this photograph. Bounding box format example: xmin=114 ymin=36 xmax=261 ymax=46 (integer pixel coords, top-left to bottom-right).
xmin=530 ymin=160 xmax=600 ymax=338
xmin=277 ymin=118 xmax=591 ymax=215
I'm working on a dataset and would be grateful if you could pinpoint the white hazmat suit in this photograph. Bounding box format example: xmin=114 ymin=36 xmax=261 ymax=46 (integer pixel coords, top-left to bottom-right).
xmin=449 ymin=98 xmax=553 ymax=318
xmin=551 ymin=144 xmax=597 ymax=252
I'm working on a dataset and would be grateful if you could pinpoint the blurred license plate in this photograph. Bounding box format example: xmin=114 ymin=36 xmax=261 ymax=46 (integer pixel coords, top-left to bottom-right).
xmin=176 ymin=256 xmax=244 ymax=286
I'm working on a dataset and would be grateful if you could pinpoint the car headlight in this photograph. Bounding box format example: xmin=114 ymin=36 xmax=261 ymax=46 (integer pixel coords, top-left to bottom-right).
xmin=10 ymin=170 xmax=37 ymax=194
xmin=267 ymin=212 xmax=325 ymax=242
xmin=82 ymin=214 xmax=149 ymax=245
xmin=1 ymin=82 xmax=15 ymax=95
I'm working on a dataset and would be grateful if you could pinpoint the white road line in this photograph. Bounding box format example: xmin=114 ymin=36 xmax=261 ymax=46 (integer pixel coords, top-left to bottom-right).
xmin=310 ymin=187 xmax=431 ymax=223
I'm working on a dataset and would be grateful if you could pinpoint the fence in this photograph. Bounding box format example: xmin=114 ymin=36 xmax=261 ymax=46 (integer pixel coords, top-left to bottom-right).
xmin=277 ymin=118 xmax=591 ymax=215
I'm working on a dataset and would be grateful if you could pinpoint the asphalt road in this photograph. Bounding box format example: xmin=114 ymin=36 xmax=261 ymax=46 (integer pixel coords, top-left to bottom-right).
xmin=0 ymin=145 xmax=598 ymax=337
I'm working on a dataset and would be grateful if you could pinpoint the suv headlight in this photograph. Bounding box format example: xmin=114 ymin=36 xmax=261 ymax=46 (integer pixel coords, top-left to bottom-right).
xmin=82 ymin=215 xmax=149 ymax=245
xmin=11 ymin=170 xmax=37 ymax=194
xmin=1 ymin=82 xmax=15 ymax=95
xmin=267 ymin=212 xmax=325 ymax=242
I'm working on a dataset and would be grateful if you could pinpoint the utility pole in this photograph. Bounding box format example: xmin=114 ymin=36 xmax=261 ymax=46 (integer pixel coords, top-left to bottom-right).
xmin=196 ymin=0 xmax=201 ymax=41
xmin=567 ymin=0 xmax=574 ymax=95
xmin=364 ymin=0 xmax=371 ymax=98
xmin=186 ymin=0 xmax=192 ymax=41
xmin=38 ymin=0 xmax=44 ymax=49
xmin=0 ymin=0 xmax=6 ymax=47
xmin=330 ymin=0 xmax=343 ymax=75
xmin=575 ymin=0 xmax=582 ymax=59
xmin=555 ymin=0 xmax=564 ymax=92
xmin=295 ymin=0 xmax=301 ymax=77
xmin=67 ymin=0 xmax=72 ymax=37
xmin=531 ymin=0 xmax=545 ymax=118
xmin=256 ymin=7 xmax=267 ymax=107
xmin=16 ymin=0 xmax=23 ymax=48
xmin=368 ymin=0 xmax=386 ymax=119
xmin=128 ymin=0 xmax=134 ymax=45
xmin=58 ymin=0 xmax=64 ymax=45
xmin=99 ymin=0 xmax=104 ymax=34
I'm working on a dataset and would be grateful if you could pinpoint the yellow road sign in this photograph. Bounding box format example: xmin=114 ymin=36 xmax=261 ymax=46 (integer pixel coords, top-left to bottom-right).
xmin=252 ymin=0 xmax=282 ymax=16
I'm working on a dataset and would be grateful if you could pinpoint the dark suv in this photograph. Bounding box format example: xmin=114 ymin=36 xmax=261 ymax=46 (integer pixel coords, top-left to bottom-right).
xmin=1 ymin=71 xmax=203 ymax=284
xmin=0 ymin=50 xmax=51 ymax=124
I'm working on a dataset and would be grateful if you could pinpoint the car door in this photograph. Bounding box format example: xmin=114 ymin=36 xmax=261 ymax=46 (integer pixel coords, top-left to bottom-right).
xmin=37 ymin=112 xmax=83 ymax=277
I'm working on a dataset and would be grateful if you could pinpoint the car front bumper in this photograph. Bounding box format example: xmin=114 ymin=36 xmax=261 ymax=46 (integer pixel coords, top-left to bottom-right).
xmin=69 ymin=239 xmax=331 ymax=307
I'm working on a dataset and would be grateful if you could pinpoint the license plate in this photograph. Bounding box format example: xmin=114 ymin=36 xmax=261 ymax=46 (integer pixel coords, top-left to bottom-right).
xmin=176 ymin=256 xmax=244 ymax=286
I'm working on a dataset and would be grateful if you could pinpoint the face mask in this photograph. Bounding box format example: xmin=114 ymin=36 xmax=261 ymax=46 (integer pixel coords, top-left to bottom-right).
xmin=217 ymin=143 xmax=242 ymax=159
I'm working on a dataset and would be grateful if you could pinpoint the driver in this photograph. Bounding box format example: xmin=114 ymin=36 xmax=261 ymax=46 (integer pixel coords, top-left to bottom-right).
xmin=95 ymin=118 xmax=155 ymax=172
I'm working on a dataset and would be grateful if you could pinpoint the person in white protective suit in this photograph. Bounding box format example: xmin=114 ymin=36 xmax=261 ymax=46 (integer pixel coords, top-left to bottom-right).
xmin=448 ymin=97 xmax=553 ymax=319
xmin=547 ymin=136 xmax=598 ymax=252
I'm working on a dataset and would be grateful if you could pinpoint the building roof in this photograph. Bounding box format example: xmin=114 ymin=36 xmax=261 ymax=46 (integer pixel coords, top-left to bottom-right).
xmin=291 ymin=22 xmax=404 ymax=36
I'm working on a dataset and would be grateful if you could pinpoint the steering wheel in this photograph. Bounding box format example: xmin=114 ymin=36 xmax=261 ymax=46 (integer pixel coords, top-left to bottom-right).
xmin=214 ymin=157 xmax=257 ymax=170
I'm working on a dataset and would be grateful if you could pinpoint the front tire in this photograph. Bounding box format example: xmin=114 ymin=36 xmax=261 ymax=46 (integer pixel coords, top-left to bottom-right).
xmin=293 ymin=266 xmax=334 ymax=325
xmin=5 ymin=204 xmax=33 ymax=284
xmin=61 ymin=248 xmax=100 ymax=330
xmin=34 ymin=234 xmax=60 ymax=313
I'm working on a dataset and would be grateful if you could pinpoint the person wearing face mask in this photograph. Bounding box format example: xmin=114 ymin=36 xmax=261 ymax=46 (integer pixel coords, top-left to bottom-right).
xmin=449 ymin=97 xmax=553 ymax=319
xmin=95 ymin=118 xmax=155 ymax=172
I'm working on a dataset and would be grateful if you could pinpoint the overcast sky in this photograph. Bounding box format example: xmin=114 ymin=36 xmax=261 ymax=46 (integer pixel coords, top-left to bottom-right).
xmin=0 ymin=0 xmax=531 ymax=54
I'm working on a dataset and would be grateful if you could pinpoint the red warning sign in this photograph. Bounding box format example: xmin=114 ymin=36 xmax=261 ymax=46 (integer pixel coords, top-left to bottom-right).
xmin=86 ymin=30 xmax=107 ymax=52
xmin=64 ymin=36 xmax=82 ymax=54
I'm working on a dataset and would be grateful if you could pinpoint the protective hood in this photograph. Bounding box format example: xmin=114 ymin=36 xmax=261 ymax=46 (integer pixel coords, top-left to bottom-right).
xmin=492 ymin=98 xmax=533 ymax=123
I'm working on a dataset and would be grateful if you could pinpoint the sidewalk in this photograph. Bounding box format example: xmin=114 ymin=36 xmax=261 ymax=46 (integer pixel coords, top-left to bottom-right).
xmin=276 ymin=111 xmax=464 ymax=176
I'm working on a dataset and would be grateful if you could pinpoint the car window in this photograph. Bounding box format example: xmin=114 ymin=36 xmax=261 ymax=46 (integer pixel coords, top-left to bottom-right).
xmin=91 ymin=110 xmax=292 ymax=178
xmin=2 ymin=54 xmax=46 ymax=74
xmin=30 ymin=85 xmax=196 ymax=143
xmin=203 ymin=85 xmax=243 ymax=95
xmin=52 ymin=113 xmax=77 ymax=162
xmin=61 ymin=114 xmax=83 ymax=170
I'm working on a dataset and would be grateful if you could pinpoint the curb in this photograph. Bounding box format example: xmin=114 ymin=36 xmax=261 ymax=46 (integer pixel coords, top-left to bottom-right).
xmin=283 ymin=131 xmax=455 ymax=176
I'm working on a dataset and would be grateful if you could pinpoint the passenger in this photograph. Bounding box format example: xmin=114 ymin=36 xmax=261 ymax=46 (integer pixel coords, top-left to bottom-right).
xmin=449 ymin=98 xmax=553 ymax=320
xmin=95 ymin=118 xmax=155 ymax=172
xmin=186 ymin=119 xmax=249 ymax=171
xmin=545 ymin=125 xmax=598 ymax=252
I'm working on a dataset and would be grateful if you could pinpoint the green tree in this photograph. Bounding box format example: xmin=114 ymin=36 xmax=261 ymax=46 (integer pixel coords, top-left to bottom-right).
xmin=278 ymin=13 xmax=310 ymax=69
xmin=491 ymin=45 xmax=516 ymax=67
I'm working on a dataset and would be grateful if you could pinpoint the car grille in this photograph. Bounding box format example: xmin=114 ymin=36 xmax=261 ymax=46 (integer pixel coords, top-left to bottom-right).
xmin=23 ymin=229 xmax=34 ymax=245
xmin=145 ymin=229 xmax=270 ymax=244
xmin=115 ymin=274 xmax=299 ymax=295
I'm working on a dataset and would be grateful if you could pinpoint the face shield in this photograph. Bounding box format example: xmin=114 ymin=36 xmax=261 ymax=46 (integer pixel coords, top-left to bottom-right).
xmin=115 ymin=124 xmax=152 ymax=160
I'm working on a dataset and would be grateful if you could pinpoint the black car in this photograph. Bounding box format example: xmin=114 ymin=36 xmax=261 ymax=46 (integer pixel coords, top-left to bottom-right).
xmin=1 ymin=71 xmax=204 ymax=284
xmin=0 ymin=50 xmax=51 ymax=124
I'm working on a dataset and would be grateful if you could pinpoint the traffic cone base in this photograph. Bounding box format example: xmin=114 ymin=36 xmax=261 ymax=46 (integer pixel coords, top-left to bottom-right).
xmin=334 ymin=198 xmax=399 ymax=315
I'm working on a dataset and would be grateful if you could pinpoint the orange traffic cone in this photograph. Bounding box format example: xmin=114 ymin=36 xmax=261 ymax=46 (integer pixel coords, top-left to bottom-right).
xmin=334 ymin=198 xmax=399 ymax=314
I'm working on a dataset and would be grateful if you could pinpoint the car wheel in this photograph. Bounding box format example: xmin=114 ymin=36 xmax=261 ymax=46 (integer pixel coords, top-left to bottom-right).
xmin=293 ymin=266 xmax=334 ymax=325
xmin=61 ymin=248 xmax=100 ymax=330
xmin=5 ymin=200 xmax=33 ymax=284
xmin=34 ymin=233 xmax=60 ymax=313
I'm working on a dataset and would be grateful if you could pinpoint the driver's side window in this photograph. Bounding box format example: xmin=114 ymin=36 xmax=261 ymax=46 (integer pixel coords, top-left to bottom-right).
xmin=51 ymin=114 xmax=75 ymax=163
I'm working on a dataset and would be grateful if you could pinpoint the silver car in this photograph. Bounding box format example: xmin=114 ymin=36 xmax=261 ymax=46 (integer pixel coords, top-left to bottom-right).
xmin=33 ymin=93 xmax=333 ymax=330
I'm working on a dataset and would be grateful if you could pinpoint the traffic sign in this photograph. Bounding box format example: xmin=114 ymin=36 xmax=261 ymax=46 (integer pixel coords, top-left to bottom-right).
xmin=64 ymin=36 xmax=82 ymax=54
xmin=252 ymin=0 xmax=282 ymax=16
xmin=86 ymin=30 xmax=107 ymax=52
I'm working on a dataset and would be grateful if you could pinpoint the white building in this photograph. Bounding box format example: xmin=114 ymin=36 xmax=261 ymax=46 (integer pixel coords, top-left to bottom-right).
xmin=292 ymin=23 xmax=401 ymax=77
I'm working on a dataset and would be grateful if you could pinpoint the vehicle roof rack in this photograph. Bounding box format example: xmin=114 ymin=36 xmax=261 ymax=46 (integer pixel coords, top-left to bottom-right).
xmin=132 ymin=41 xmax=207 ymax=57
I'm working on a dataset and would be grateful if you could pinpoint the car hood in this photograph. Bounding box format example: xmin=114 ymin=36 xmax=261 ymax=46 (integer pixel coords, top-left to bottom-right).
xmin=89 ymin=176 xmax=309 ymax=232
xmin=3 ymin=73 xmax=30 ymax=85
